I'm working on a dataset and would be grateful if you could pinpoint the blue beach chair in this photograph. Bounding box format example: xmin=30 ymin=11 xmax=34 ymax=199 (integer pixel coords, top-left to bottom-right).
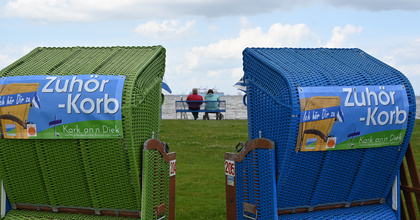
xmin=226 ymin=48 xmax=416 ymax=219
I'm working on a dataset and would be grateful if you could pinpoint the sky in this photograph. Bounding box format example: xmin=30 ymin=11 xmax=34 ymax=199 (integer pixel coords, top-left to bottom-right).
xmin=0 ymin=0 xmax=419 ymax=95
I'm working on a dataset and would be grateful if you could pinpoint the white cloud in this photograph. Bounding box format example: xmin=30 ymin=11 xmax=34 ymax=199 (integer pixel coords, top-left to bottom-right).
xmin=0 ymin=0 xmax=173 ymax=23
xmin=0 ymin=53 xmax=15 ymax=68
xmin=396 ymin=62 xmax=420 ymax=96
xmin=207 ymin=70 xmax=222 ymax=78
xmin=173 ymin=21 xmax=315 ymax=94
xmin=325 ymin=24 xmax=363 ymax=48
xmin=0 ymin=45 xmax=33 ymax=69
xmin=2 ymin=0 xmax=419 ymax=23
xmin=134 ymin=20 xmax=196 ymax=40
xmin=172 ymin=22 xmax=381 ymax=94
xmin=22 ymin=46 xmax=32 ymax=54
xmin=1 ymin=0 xmax=94 ymax=23
xmin=186 ymin=22 xmax=312 ymax=69
xmin=365 ymin=37 xmax=420 ymax=95
xmin=231 ymin=67 xmax=244 ymax=79
xmin=320 ymin=0 xmax=420 ymax=11
xmin=377 ymin=38 xmax=420 ymax=69
xmin=0 ymin=0 xmax=278 ymax=22
xmin=239 ymin=17 xmax=252 ymax=29
xmin=383 ymin=39 xmax=420 ymax=76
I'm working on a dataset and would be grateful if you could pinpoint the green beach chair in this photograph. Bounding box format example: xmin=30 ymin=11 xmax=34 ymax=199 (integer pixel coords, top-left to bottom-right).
xmin=0 ymin=46 xmax=175 ymax=219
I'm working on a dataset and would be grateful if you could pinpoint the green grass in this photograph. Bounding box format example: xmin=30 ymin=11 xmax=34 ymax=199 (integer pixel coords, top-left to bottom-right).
xmin=160 ymin=120 xmax=247 ymax=219
xmin=160 ymin=119 xmax=420 ymax=220
xmin=410 ymin=120 xmax=420 ymax=170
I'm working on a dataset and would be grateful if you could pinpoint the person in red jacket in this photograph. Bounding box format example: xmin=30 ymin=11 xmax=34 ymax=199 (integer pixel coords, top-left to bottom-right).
xmin=186 ymin=88 xmax=203 ymax=120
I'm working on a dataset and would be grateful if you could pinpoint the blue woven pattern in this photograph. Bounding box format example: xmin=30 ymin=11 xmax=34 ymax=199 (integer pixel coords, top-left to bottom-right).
xmin=243 ymin=48 xmax=416 ymax=218
xmin=279 ymin=204 xmax=395 ymax=219
xmin=235 ymin=156 xmax=245 ymax=219
xmin=236 ymin=148 xmax=277 ymax=220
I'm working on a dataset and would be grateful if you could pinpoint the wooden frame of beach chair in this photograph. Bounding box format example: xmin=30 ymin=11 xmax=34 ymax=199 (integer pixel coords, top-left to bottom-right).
xmin=225 ymin=138 xmax=276 ymax=220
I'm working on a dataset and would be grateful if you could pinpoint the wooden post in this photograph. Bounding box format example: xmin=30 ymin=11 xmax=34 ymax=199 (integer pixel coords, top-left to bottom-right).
xmin=225 ymin=153 xmax=237 ymax=220
xmin=400 ymin=143 xmax=420 ymax=220
xmin=168 ymin=153 xmax=176 ymax=220
xmin=225 ymin=138 xmax=275 ymax=220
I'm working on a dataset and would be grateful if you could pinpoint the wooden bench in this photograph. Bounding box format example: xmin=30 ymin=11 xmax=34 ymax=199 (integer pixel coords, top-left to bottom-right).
xmin=175 ymin=100 xmax=226 ymax=120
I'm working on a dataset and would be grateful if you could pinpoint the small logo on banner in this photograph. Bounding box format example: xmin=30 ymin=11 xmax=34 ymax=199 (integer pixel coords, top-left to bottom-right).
xmin=5 ymin=124 xmax=16 ymax=136
xmin=326 ymin=137 xmax=337 ymax=149
xmin=27 ymin=124 xmax=37 ymax=137
xmin=227 ymin=175 xmax=235 ymax=186
xmin=225 ymin=160 xmax=235 ymax=177
xmin=305 ymin=137 xmax=317 ymax=150
xmin=169 ymin=160 xmax=176 ymax=177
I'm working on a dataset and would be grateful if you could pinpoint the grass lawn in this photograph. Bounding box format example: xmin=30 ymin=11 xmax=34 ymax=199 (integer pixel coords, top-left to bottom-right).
xmin=410 ymin=120 xmax=420 ymax=170
xmin=160 ymin=119 xmax=420 ymax=220
xmin=160 ymin=120 xmax=247 ymax=219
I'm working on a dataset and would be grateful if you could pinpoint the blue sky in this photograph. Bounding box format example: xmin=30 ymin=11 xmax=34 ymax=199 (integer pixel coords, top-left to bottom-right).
xmin=0 ymin=0 xmax=419 ymax=95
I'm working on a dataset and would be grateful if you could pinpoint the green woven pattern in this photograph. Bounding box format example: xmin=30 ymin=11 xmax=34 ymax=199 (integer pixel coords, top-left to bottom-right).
xmin=38 ymin=140 xmax=92 ymax=207
xmin=0 ymin=139 xmax=49 ymax=204
xmin=141 ymin=148 xmax=169 ymax=220
xmin=5 ymin=210 xmax=139 ymax=220
xmin=0 ymin=46 xmax=166 ymax=218
xmin=79 ymin=139 xmax=137 ymax=210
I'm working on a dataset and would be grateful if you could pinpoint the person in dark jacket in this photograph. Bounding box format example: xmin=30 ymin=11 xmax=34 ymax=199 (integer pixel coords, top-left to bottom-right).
xmin=186 ymin=88 xmax=203 ymax=120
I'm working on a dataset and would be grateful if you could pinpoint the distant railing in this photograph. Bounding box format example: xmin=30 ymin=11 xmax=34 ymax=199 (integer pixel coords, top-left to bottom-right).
xmin=175 ymin=99 xmax=226 ymax=119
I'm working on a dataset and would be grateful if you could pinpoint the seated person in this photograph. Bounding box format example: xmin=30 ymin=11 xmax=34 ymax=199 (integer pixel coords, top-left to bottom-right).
xmin=186 ymin=88 xmax=203 ymax=120
xmin=204 ymin=89 xmax=223 ymax=120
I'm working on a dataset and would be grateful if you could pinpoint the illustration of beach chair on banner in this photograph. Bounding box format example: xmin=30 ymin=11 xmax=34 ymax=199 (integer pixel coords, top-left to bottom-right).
xmin=226 ymin=48 xmax=416 ymax=220
xmin=0 ymin=46 xmax=176 ymax=220
xmin=297 ymin=96 xmax=341 ymax=151
xmin=0 ymin=83 xmax=40 ymax=139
